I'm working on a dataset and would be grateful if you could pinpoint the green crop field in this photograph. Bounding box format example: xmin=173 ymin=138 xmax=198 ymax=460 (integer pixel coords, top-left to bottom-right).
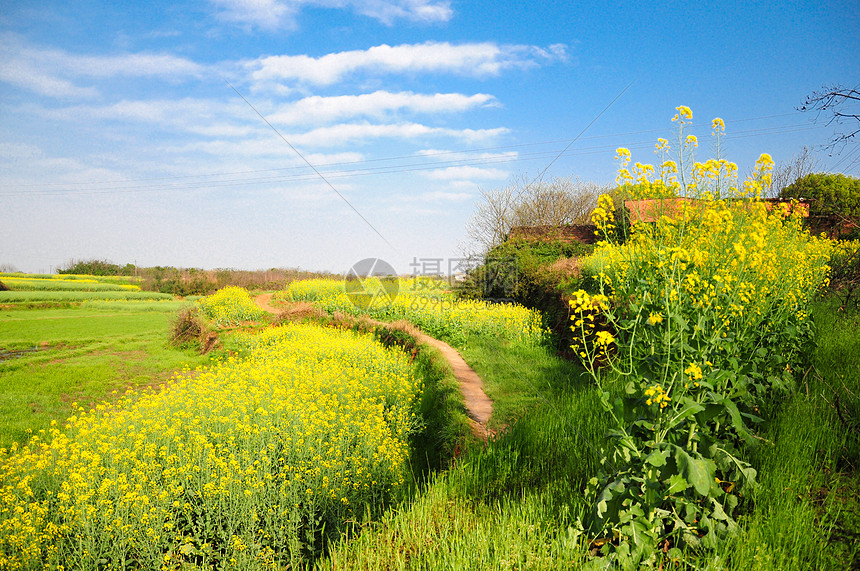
xmin=0 ymin=279 xmax=138 ymax=292
xmin=0 ymin=290 xmax=173 ymax=303
xmin=0 ymin=300 xmax=213 ymax=450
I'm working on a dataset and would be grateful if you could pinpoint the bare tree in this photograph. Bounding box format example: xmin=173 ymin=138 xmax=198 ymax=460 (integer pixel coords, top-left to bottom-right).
xmin=465 ymin=182 xmax=518 ymax=253
xmin=465 ymin=174 xmax=608 ymax=253
xmin=769 ymin=146 xmax=820 ymax=198
xmin=800 ymin=84 xmax=860 ymax=154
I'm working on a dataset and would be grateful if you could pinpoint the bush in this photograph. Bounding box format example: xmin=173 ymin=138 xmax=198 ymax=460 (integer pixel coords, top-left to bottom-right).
xmin=780 ymin=172 xmax=860 ymax=238
xmin=456 ymin=238 xmax=594 ymax=350
xmin=58 ymin=259 xmax=127 ymax=276
xmin=169 ymin=306 xmax=210 ymax=351
xmin=828 ymin=240 xmax=860 ymax=307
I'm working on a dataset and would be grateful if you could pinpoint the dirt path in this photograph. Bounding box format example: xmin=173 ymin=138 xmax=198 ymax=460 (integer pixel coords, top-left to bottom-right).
xmin=254 ymin=294 xmax=493 ymax=440
xmin=254 ymin=293 xmax=280 ymax=314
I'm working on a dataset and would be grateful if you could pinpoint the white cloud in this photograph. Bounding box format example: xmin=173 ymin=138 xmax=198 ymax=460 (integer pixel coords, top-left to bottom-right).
xmin=25 ymin=98 xmax=258 ymax=140
xmin=0 ymin=58 xmax=99 ymax=99
xmin=0 ymin=33 xmax=205 ymax=99
xmin=416 ymin=148 xmax=518 ymax=162
xmin=64 ymin=53 xmax=204 ymax=79
xmin=210 ymin=0 xmax=299 ymax=31
xmin=0 ymin=142 xmax=43 ymax=160
xmin=250 ymin=41 xmax=568 ymax=86
xmin=345 ymin=0 xmax=452 ymax=24
xmin=211 ymin=0 xmax=452 ymax=30
xmin=285 ymin=122 xmax=509 ymax=147
xmin=268 ymin=91 xmax=497 ymax=125
xmin=175 ymin=134 xmax=370 ymax=163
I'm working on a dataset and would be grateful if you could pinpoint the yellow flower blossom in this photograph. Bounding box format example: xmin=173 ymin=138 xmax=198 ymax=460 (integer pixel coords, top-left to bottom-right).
xmin=647 ymin=312 xmax=664 ymax=325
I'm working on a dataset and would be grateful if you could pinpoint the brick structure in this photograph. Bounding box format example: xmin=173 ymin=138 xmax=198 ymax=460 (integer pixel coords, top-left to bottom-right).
xmin=623 ymin=197 xmax=809 ymax=224
xmin=507 ymin=224 xmax=599 ymax=245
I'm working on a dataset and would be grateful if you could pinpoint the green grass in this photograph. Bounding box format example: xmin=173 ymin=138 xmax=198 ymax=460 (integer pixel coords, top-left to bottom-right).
xmin=320 ymin=300 xmax=860 ymax=569
xmin=319 ymin=336 xmax=615 ymax=568
xmin=459 ymin=333 xmax=593 ymax=431
xmin=0 ymin=303 xmax=216 ymax=450
xmin=0 ymin=290 xmax=173 ymax=302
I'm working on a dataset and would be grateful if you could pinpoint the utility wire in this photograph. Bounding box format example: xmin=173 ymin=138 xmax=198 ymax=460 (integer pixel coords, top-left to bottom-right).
xmin=2 ymin=123 xmax=824 ymax=197
xmin=0 ymin=125 xmax=828 ymax=196
xmin=830 ymin=143 xmax=860 ymax=172
xmin=3 ymin=112 xmax=817 ymax=191
xmin=223 ymin=79 xmax=397 ymax=252
xmin=528 ymin=80 xmax=634 ymax=186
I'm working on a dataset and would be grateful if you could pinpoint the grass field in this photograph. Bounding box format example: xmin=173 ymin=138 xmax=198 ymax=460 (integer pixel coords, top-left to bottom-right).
xmin=0 ymin=300 xmax=213 ymax=450
xmin=0 ymin=273 xmax=141 ymax=286
xmin=0 ymin=278 xmax=139 ymax=292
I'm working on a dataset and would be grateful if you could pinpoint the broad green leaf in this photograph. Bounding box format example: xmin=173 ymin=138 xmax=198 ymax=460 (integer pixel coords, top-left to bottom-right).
xmin=645 ymin=448 xmax=668 ymax=467
xmin=670 ymin=444 xmax=715 ymax=496
xmin=665 ymin=473 xmax=689 ymax=494
xmin=716 ymin=396 xmax=755 ymax=444
xmin=669 ymin=397 xmax=704 ymax=423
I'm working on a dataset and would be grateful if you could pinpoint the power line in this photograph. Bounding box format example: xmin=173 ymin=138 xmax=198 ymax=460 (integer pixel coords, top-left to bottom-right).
xmin=0 ymin=120 xmax=826 ymax=197
xmin=2 ymin=111 xmax=815 ymax=190
xmin=228 ymin=80 xmax=397 ymax=251
xmin=831 ymin=143 xmax=860 ymax=172
xmin=530 ymin=80 xmax=634 ymax=184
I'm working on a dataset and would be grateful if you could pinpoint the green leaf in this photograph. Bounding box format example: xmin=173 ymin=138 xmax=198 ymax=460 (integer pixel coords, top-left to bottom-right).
xmin=694 ymin=403 xmax=724 ymax=426
xmin=669 ymin=397 xmax=704 ymax=423
xmin=670 ymin=445 xmax=715 ymax=496
xmin=645 ymin=448 xmax=668 ymax=467
xmin=715 ymin=395 xmax=755 ymax=445
xmin=665 ymin=473 xmax=689 ymax=494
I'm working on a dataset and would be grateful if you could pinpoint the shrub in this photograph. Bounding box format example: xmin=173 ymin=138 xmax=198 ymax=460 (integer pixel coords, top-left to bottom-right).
xmin=828 ymin=239 xmax=860 ymax=307
xmin=58 ymin=259 xmax=125 ymax=276
xmin=169 ymin=306 xmax=210 ymax=351
xmin=780 ymin=172 xmax=860 ymax=238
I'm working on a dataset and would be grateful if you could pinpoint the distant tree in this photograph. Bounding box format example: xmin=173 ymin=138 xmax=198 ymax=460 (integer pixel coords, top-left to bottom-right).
xmin=466 ymin=174 xmax=609 ymax=253
xmin=769 ymin=146 xmax=819 ymax=198
xmin=799 ymin=84 xmax=860 ymax=153
xmin=779 ymin=172 xmax=860 ymax=237
xmin=58 ymin=259 xmax=123 ymax=276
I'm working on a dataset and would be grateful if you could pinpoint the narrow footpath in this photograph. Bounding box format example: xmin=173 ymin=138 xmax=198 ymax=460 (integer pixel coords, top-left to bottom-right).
xmin=254 ymin=293 xmax=493 ymax=440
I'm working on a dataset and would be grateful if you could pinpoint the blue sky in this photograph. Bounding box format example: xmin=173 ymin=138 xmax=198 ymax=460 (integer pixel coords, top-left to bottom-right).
xmin=1 ymin=0 xmax=858 ymax=274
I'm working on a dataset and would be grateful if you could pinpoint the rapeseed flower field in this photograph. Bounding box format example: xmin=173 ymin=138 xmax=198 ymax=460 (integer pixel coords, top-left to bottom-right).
xmin=197 ymin=285 xmax=267 ymax=326
xmin=282 ymin=277 xmax=546 ymax=345
xmin=0 ymin=323 xmax=421 ymax=569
